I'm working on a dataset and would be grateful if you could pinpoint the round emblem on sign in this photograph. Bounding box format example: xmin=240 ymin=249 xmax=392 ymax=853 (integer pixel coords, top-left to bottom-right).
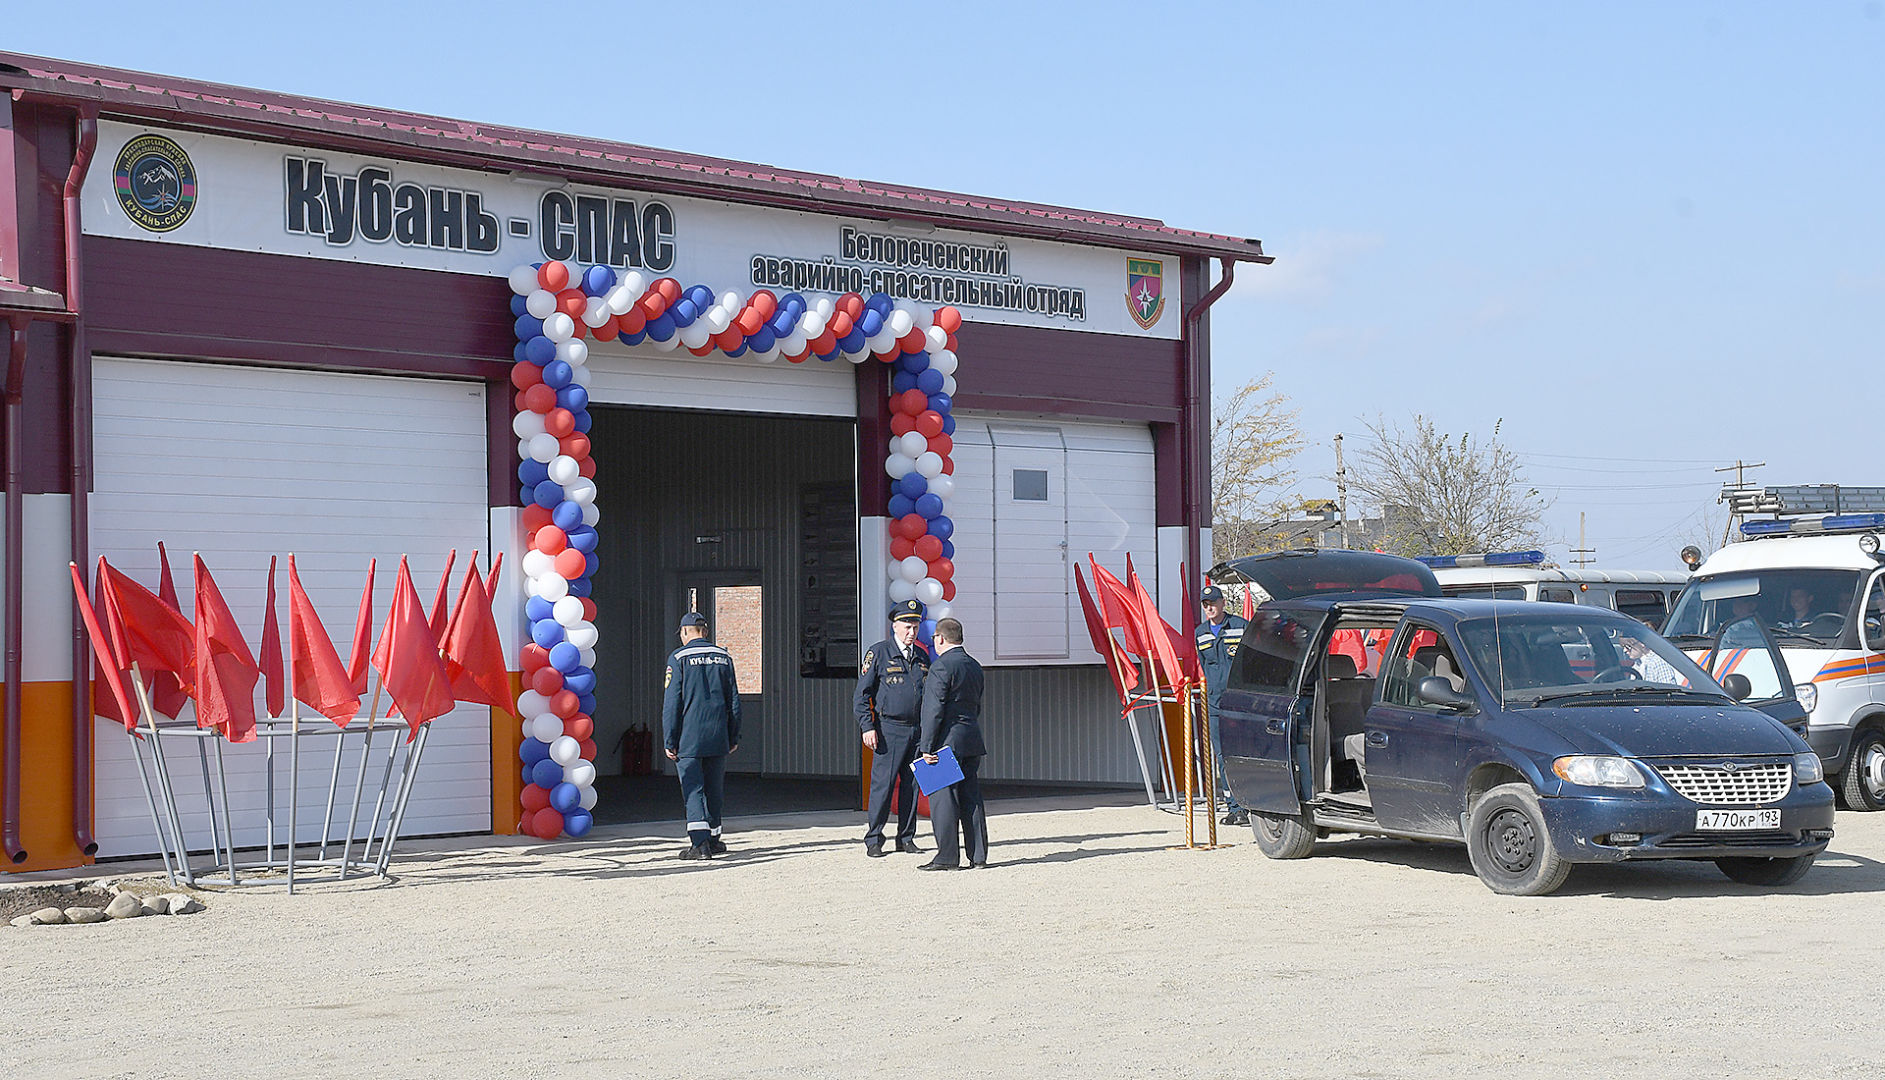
xmin=112 ymin=134 xmax=198 ymax=233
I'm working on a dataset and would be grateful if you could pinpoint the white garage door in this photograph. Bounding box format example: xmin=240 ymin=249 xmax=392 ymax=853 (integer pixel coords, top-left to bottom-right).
xmin=90 ymin=357 xmax=493 ymax=859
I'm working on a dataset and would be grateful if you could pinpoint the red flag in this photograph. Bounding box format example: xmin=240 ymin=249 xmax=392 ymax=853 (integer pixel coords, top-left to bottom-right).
xmin=98 ymin=559 xmax=195 ymax=690
xmin=426 ymin=548 xmax=458 ymax=641
xmin=1075 ymin=564 xmax=1139 ymax=703
xmin=442 ymin=560 xmax=512 ymax=709
xmin=1126 ymin=556 xmax=1193 ymax=690
xmin=372 ymin=556 xmax=454 ymax=739
xmin=346 ymin=558 xmax=376 ymax=695
xmin=1241 ymin=585 xmax=1255 ymax=620
xmin=149 ymin=542 xmax=190 ymax=718
xmin=72 ymin=563 xmax=138 ymax=732
xmin=287 ymin=555 xmax=361 ymax=727
xmin=484 ymin=551 xmax=504 ymax=609
xmin=1176 ymin=561 xmax=1204 ymax=686
xmin=192 ymin=555 xmax=261 ymax=743
xmin=1088 ymin=556 xmax=1148 ymax=657
xmin=90 ymin=565 xmax=136 ymax=727
xmin=258 ymin=556 xmax=285 ymax=717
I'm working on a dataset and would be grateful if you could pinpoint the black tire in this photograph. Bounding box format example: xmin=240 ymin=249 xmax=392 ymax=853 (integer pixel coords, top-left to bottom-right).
xmin=1715 ymin=854 xmax=1816 ymax=886
xmin=1465 ymin=783 xmax=1572 ymax=896
xmin=1250 ymin=812 xmax=1317 ymax=859
xmin=1840 ymin=728 xmax=1885 ymax=812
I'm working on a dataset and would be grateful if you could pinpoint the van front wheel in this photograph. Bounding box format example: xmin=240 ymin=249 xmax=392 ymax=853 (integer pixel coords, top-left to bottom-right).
xmin=1250 ymin=812 xmax=1316 ymax=859
xmin=1465 ymin=784 xmax=1572 ymax=895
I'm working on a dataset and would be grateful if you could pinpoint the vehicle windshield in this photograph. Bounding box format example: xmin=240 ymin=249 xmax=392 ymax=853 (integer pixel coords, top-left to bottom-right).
xmin=1455 ymin=613 xmax=1725 ymax=707
xmin=1441 ymin=584 xmax=1529 ymax=601
xmin=1664 ymin=569 xmax=1862 ymax=647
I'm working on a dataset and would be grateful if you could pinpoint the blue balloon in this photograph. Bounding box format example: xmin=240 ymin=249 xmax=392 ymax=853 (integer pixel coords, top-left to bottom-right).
xmin=582 ymin=265 xmax=616 ymax=297
xmin=577 ymin=692 xmax=597 ymax=714
xmin=858 ymin=310 xmax=884 ymax=337
xmin=563 ymin=669 xmax=597 ymax=695
xmin=781 ymin=293 xmax=805 ymax=313
xmin=532 ymin=480 xmax=564 ymax=508
xmin=542 ymin=360 xmax=574 ymax=389
xmin=552 ymin=501 xmax=583 ymax=530
xmin=903 ymin=350 xmax=930 ymax=373
xmin=898 ymin=473 xmax=928 ymax=499
xmin=568 ymin=577 xmax=593 ymax=598
xmin=888 ymin=493 xmax=915 ymax=519
xmin=646 ymin=313 xmax=676 ymax=341
xmin=583 ymin=551 xmax=599 ymax=577
xmin=531 ymin=619 xmax=566 ymax=648
xmin=928 ymin=392 xmax=953 ymax=414
xmin=549 ymin=641 xmax=582 ymax=673
xmin=619 ymin=330 xmax=647 ymax=347
xmin=917 ymin=619 xmax=936 ymax=646
xmin=517 ymin=485 xmax=534 ymax=506
xmin=566 ymin=525 xmax=599 ymax=553
xmin=891 ymin=370 xmax=916 ymax=394
xmin=573 ymin=410 xmax=593 ymax=434
xmin=550 ymin=781 xmax=581 ymax=813
xmin=524 ymin=335 xmax=556 ymax=366
xmin=531 ymin=759 xmax=564 ymax=788
xmin=510 ymin=294 xmax=529 ymax=317
xmin=866 ymin=292 xmax=895 ymax=315
xmin=838 ymin=329 xmax=867 ymax=354
xmin=749 ymin=326 xmax=776 ymax=352
xmin=518 ymin=459 xmax=549 ymax=487
xmin=941 ymin=539 xmax=955 ymax=559
xmin=941 ymin=415 xmax=956 ymax=436
xmin=513 ymin=342 xmax=530 ymax=365
xmin=929 ymin=515 xmax=955 ymax=541
xmin=514 ymin=314 xmax=545 ymax=340
xmin=726 ymin=344 xmax=748 ymax=358
xmin=557 ymin=385 xmax=590 ymax=412
xmin=686 ymin=284 xmax=715 ymax=309
xmin=769 ymin=312 xmax=795 ymax=337
xmin=525 ymin=596 xmax=555 ymax=622
xmin=563 ymin=810 xmax=594 ymax=838
xmin=520 ymin=739 xmax=550 ymax=766
xmin=915 ymin=493 xmax=944 ymax=519
xmin=916 ymin=369 xmax=945 ymax=395
xmin=670 ymin=298 xmax=698 ymax=327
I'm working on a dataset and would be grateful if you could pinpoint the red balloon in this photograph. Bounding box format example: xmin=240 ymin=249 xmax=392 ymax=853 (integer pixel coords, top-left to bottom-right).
xmin=553 ymin=548 xmax=586 ymax=579
xmin=686 ymin=344 xmax=714 ymax=357
xmin=898 ymin=389 xmax=928 ymax=415
xmin=828 ymin=311 xmax=854 ymax=339
xmin=522 ymin=384 xmax=557 ymax=413
xmin=579 ymin=597 xmax=597 ymax=621
xmin=578 ymin=737 xmax=597 ymax=762
xmin=556 ymin=289 xmax=586 ymax=319
xmin=618 ymin=307 xmax=647 ymax=335
xmin=786 ymin=349 xmax=809 ymax=364
xmin=914 ymin=535 xmax=943 ymax=562
xmin=838 ymin=293 xmax=865 ymax=320
xmin=530 ymin=666 xmax=564 ymax=697
xmin=592 ymin=317 xmax=620 ymax=342
xmin=934 ymin=306 xmax=962 ymax=334
xmin=874 ymin=349 xmax=900 ymax=363
xmin=809 ymin=330 xmax=837 ymax=354
xmin=890 ymin=536 xmax=916 ymax=561
xmin=545 ymin=408 xmax=575 ymax=438
xmin=638 ymin=292 xmax=667 ymax=320
xmin=899 ymin=329 xmax=928 ymax=354
xmin=560 ymin=433 xmax=591 ymax=460
xmin=941 ymin=457 xmax=955 ymax=476
xmin=915 ymin=411 xmax=944 ymax=438
xmin=564 ymin=713 xmax=594 ymax=741
xmin=898 ymin=513 xmax=928 ymax=540
xmin=942 ymin=580 xmax=957 ymax=602
xmin=523 ymin=505 xmax=553 ymax=533
xmin=945 ymin=333 xmax=958 ymax=353
xmin=735 ymin=309 xmax=764 ymax=336
xmin=578 ymin=457 xmax=596 ymax=479
xmin=929 ymin=558 xmax=955 ymax=582
xmin=654 ymin=277 xmax=682 ymax=302
xmin=714 ymin=328 xmax=744 ymax=352
xmin=521 ymin=644 xmax=550 ymax=673
xmin=929 ymin=434 xmax=953 ymax=457
xmin=749 ymin=290 xmax=777 ymax=318
xmin=511 ymin=362 xmax=544 ymax=390
xmin=520 ymin=784 xmax=552 ymax=813
xmin=512 ymin=389 xmax=531 ymax=413
xmin=534 ymin=525 xmax=568 ymax=555
xmin=890 ymin=412 xmax=915 ymax=437
xmin=550 ymin=690 xmax=580 ymax=718
xmin=530 ymin=807 xmax=564 ymax=839
xmin=537 ymin=262 xmax=569 ymax=291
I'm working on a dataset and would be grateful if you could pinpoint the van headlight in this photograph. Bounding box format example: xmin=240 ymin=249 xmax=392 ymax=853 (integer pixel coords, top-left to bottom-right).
xmin=1552 ymin=756 xmax=1646 ymax=789
xmin=1794 ymin=751 xmax=1825 ymax=785
xmin=1794 ymin=683 xmax=1817 ymax=714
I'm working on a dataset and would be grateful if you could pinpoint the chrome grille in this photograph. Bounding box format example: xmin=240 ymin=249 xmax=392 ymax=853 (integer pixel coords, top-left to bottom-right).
xmin=1655 ymin=762 xmax=1793 ymax=805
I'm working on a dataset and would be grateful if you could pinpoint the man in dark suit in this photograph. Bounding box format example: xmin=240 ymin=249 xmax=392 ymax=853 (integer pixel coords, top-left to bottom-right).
xmin=856 ymin=599 xmax=930 ymax=858
xmin=661 ymin=611 xmax=742 ymax=861
xmin=917 ymin=617 xmax=987 ymax=870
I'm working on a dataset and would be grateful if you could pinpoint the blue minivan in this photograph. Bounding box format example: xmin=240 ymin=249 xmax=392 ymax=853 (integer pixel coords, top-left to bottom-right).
xmin=1213 ymin=550 xmax=1836 ymax=895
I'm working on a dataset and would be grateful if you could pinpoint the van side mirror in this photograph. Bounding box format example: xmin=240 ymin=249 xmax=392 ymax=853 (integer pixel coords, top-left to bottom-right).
xmin=1417 ymin=676 xmax=1476 ymax=713
xmin=1721 ymin=673 xmax=1752 ymax=701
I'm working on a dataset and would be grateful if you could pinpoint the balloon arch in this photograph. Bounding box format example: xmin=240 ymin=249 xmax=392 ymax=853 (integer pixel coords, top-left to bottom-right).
xmin=501 ymin=261 xmax=964 ymax=839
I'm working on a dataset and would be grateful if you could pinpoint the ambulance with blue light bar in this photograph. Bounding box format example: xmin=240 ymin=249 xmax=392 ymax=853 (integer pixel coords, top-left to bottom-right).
xmin=1419 ymin=551 xmax=1689 ymax=630
xmin=1661 ymin=486 xmax=1885 ymax=812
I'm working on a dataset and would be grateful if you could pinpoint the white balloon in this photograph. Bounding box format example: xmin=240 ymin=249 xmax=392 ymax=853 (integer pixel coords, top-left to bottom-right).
xmin=915 ymin=451 xmax=945 ymax=478
xmin=578 ymin=784 xmax=598 ymax=811
xmin=941 ymin=374 xmax=957 ymax=396
xmin=926 ymin=325 xmax=948 ymax=352
xmin=523 ymin=575 xmax=542 ymax=598
xmin=801 ymin=313 xmax=826 ymax=339
xmin=555 ymin=338 xmax=588 ymax=366
xmin=566 ymin=478 xmax=597 ymax=506
xmin=908 ymin=305 xmax=933 ymax=330
xmin=928 ymin=474 xmax=956 ymax=500
xmin=887 ymin=579 xmax=917 ymax=604
xmin=570 ymin=363 xmax=592 ymax=386
xmin=889 ymin=560 xmax=910 ymax=583
xmin=512 ymin=411 xmax=546 ymax=439
xmin=927 ymin=603 xmax=952 ymax=622
xmin=885 ymin=453 xmax=916 ymax=479
xmin=560 ymin=261 xmax=582 ymax=288
xmin=915 ymin=577 xmax=944 ymax=605
xmin=889 ymin=310 xmax=914 ymax=337
xmin=509 ymin=265 xmax=541 ymax=296
xmin=578 ymin=645 xmax=597 ymax=668
xmin=525 ymin=289 xmax=557 ymax=319
xmin=755 ymin=347 xmax=778 ymax=363
xmin=550 ymin=734 xmax=582 ymax=766
xmin=567 ymin=623 xmax=598 ymax=649
xmin=866 ymin=330 xmax=896 ymax=353
xmin=605 ymin=285 xmax=635 ymax=316
xmin=652 ymin=333 xmax=682 ymax=351
xmin=621 ymin=270 xmax=646 ymax=296
xmin=522 ymin=549 xmax=552 ymax=579
xmin=898 ymin=431 xmax=928 ymax=458
xmin=565 ymin=761 xmax=597 ymax=787
xmin=900 ymin=555 xmax=929 ymax=583
xmin=848 ymin=350 xmax=868 ymax=365
xmin=527 ymin=433 xmax=560 ymax=463
xmin=814 ymin=297 xmax=834 ymax=318
xmin=516 ymin=438 xmax=533 ymax=460
xmin=543 ymin=312 xmax=575 ymax=342
xmin=537 ymin=573 xmax=569 ymax=601
xmin=583 ymin=297 xmax=611 ymax=328
xmin=548 ymin=455 xmax=580 ymax=486
xmin=781 ymin=331 xmax=808 ymax=354
xmin=679 ymin=323 xmax=711 ymax=349
xmin=931 ymin=350 xmax=958 ymax=375
xmin=581 ymin=502 xmax=600 ymax=527
xmin=553 ymin=595 xmax=585 ymax=627
xmin=517 ymin=690 xmax=549 ymax=717
xmin=531 ymin=713 xmax=564 ymax=743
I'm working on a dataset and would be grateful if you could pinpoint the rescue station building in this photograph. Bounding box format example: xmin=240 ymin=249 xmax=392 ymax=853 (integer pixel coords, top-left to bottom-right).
xmin=0 ymin=51 xmax=1268 ymax=871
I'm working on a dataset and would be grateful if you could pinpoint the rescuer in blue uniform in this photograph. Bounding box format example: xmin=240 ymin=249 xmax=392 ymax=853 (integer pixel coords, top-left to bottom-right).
xmin=1195 ymin=585 xmax=1249 ymax=826
xmin=918 ymin=617 xmax=989 ymax=870
xmin=662 ymin=611 xmax=742 ymax=860
xmin=856 ymin=599 xmax=931 ymax=858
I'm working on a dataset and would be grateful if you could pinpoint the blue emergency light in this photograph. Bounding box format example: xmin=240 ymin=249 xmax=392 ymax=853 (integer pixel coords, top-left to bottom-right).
xmin=1740 ymin=513 xmax=1885 ymax=538
xmin=1416 ymin=550 xmax=1547 ymax=569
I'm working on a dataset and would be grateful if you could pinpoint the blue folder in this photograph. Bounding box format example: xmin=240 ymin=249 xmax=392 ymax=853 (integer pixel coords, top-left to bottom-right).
xmin=910 ymin=746 xmax=965 ymax=795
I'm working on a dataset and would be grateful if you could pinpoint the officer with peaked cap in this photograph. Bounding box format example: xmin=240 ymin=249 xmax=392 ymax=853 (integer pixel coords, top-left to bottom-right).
xmin=662 ymin=611 xmax=742 ymax=860
xmin=1196 ymin=584 xmax=1248 ymax=825
xmin=855 ymin=598 xmax=931 ymax=857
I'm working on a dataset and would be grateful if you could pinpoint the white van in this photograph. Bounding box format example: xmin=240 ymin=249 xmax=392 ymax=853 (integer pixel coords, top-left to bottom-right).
xmin=1422 ymin=552 xmax=1689 ymax=630
xmin=1662 ymin=517 xmax=1885 ymax=811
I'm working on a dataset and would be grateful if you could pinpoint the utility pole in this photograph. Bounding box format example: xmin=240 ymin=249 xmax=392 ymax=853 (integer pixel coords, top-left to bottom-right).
xmin=1570 ymin=511 xmax=1596 ymax=567
xmin=1714 ymin=459 xmax=1766 ymax=546
xmin=1333 ymin=433 xmax=1349 ymax=550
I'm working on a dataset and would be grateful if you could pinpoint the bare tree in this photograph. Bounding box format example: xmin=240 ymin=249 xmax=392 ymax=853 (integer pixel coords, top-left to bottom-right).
xmin=1348 ymin=414 xmax=1551 ymax=557
xmin=1210 ymin=373 xmax=1307 ymax=558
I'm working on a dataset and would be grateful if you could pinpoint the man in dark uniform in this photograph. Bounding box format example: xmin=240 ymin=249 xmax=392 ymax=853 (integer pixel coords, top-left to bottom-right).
xmin=856 ymin=599 xmax=931 ymax=858
xmin=917 ymin=617 xmax=988 ymax=870
xmin=1196 ymin=585 xmax=1249 ymax=826
xmin=661 ymin=611 xmax=742 ymax=860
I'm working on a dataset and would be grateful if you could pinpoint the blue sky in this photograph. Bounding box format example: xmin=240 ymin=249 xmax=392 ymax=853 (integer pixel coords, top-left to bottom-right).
xmin=12 ymin=2 xmax=1882 ymax=566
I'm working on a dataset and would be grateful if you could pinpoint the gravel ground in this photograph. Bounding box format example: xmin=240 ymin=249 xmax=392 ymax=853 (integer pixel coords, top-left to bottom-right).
xmin=2 ymin=797 xmax=1880 ymax=1079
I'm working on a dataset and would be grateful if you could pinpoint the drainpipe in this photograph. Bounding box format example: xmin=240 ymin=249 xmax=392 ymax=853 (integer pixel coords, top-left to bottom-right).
xmin=64 ymin=109 xmax=98 ymax=857
xmin=3 ymin=313 xmax=27 ymax=862
xmin=1182 ymin=257 xmax=1235 ymax=618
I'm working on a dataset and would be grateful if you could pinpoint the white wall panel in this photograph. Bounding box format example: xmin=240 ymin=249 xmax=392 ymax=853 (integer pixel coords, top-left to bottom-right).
xmin=584 ymin=344 xmax=855 ymax=417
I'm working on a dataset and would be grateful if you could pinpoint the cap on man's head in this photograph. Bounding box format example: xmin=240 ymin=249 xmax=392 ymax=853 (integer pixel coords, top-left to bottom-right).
xmin=1200 ymin=585 xmax=1225 ymax=604
xmin=679 ymin=611 xmax=708 ymax=629
xmin=890 ymin=599 xmax=924 ymax=623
